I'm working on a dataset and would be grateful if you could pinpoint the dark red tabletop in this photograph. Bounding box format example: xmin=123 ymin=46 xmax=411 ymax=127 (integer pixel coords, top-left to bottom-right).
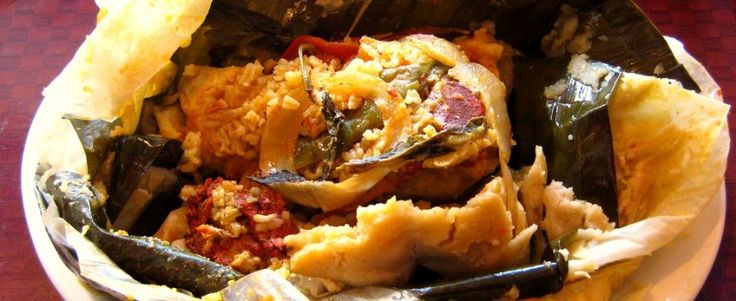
xmin=0 ymin=1 xmax=733 ymax=300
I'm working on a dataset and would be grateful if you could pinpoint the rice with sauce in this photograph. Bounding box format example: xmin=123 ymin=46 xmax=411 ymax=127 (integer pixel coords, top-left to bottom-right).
xmin=157 ymin=32 xmax=505 ymax=181
xmin=155 ymin=29 xmax=513 ymax=275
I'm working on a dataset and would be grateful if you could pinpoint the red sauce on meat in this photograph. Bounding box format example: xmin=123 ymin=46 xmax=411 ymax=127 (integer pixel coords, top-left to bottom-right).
xmin=184 ymin=178 xmax=298 ymax=269
xmin=430 ymin=80 xmax=485 ymax=129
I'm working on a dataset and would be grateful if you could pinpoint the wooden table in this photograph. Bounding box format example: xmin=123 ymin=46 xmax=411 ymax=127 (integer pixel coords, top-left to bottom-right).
xmin=0 ymin=0 xmax=733 ymax=300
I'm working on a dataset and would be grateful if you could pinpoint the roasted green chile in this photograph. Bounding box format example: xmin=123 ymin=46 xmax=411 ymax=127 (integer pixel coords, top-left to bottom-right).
xmin=294 ymin=98 xmax=384 ymax=175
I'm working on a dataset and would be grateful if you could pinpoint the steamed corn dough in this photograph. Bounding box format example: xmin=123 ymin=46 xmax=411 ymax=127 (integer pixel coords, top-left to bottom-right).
xmin=519 ymin=147 xmax=613 ymax=241
xmin=611 ymin=73 xmax=730 ymax=226
xmin=36 ymin=0 xmax=212 ymax=175
xmin=538 ymin=73 xmax=729 ymax=299
xmin=285 ymin=72 xmax=729 ymax=291
xmin=285 ymin=177 xmax=536 ymax=287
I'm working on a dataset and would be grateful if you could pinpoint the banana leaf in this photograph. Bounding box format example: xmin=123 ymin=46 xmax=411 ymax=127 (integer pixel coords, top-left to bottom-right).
xmin=124 ymin=171 xmax=192 ymax=236
xmin=106 ymin=136 xmax=183 ymax=230
xmin=67 ymin=115 xmax=186 ymax=234
xmin=164 ymin=0 xmax=699 ymax=97
xmin=66 ymin=118 xmax=122 ymax=177
xmin=405 ymin=248 xmax=567 ymax=300
xmin=224 ymin=0 xmax=697 ymax=84
xmin=511 ymin=56 xmax=621 ymax=222
xmin=577 ymin=0 xmax=699 ymax=90
xmin=45 ymin=172 xmax=242 ymax=297
xmin=174 ymin=0 xmax=289 ymax=68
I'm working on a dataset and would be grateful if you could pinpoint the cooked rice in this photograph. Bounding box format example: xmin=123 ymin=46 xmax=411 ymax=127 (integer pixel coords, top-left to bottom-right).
xmin=210 ymin=181 xmax=249 ymax=236
xmin=173 ymin=57 xmax=337 ymax=173
xmin=165 ymin=34 xmax=507 ymax=177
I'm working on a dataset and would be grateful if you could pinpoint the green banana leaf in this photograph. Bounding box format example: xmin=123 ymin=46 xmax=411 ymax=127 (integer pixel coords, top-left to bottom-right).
xmin=512 ymin=57 xmax=621 ymax=222
xmin=67 ymin=116 xmax=187 ymax=235
xmin=106 ymin=135 xmax=183 ymax=230
xmin=198 ymin=0 xmax=692 ymax=88
xmin=45 ymin=172 xmax=242 ymax=297
xmin=66 ymin=117 xmax=121 ymax=177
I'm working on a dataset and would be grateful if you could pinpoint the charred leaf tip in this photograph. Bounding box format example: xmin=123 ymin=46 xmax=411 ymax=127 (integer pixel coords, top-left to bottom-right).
xmin=249 ymin=170 xmax=307 ymax=185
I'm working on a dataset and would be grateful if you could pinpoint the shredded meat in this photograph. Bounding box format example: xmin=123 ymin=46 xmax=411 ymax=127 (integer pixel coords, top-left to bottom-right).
xmin=184 ymin=178 xmax=298 ymax=272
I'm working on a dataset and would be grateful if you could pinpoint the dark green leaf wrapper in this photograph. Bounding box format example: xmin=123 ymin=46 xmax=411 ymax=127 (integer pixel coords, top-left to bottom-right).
xmin=107 ymin=136 xmax=183 ymax=223
xmin=67 ymin=118 xmax=121 ymax=177
xmin=406 ymin=249 xmax=568 ymax=300
xmin=512 ymin=57 xmax=621 ymax=222
xmin=46 ymin=172 xmax=242 ymax=296
xmin=580 ymin=0 xmax=699 ymax=90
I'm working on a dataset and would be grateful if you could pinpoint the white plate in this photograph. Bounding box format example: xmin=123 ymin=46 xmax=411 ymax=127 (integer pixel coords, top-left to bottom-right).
xmin=613 ymin=184 xmax=725 ymax=300
xmin=20 ymin=40 xmax=726 ymax=301
xmin=608 ymin=36 xmax=728 ymax=301
xmin=21 ymin=108 xmax=115 ymax=301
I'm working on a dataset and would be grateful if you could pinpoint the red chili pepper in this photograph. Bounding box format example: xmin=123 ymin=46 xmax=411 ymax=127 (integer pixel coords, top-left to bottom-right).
xmin=281 ymin=35 xmax=359 ymax=62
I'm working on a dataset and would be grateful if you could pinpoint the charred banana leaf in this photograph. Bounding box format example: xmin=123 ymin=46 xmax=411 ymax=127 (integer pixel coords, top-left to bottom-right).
xmin=67 ymin=117 xmax=122 ymax=177
xmin=405 ymin=249 xmax=567 ymax=300
xmin=339 ymin=117 xmax=486 ymax=174
xmin=321 ymin=0 xmax=696 ymax=81
xmin=580 ymin=0 xmax=699 ymax=90
xmin=46 ymin=172 xmax=242 ymax=296
xmin=224 ymin=0 xmax=696 ymax=88
xmin=182 ymin=0 xmax=699 ymax=95
xmin=308 ymin=0 xmax=567 ymax=56
xmin=512 ymin=56 xmax=620 ymax=222
xmin=107 ymin=136 xmax=183 ymax=230
xmin=183 ymin=0 xmax=289 ymax=67
xmin=125 ymin=171 xmax=191 ymax=236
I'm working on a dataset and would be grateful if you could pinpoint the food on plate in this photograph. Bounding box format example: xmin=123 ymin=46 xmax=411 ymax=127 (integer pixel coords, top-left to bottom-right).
xmin=180 ymin=178 xmax=298 ymax=273
xmin=33 ymin=0 xmax=729 ymax=300
xmin=285 ymin=178 xmax=536 ymax=287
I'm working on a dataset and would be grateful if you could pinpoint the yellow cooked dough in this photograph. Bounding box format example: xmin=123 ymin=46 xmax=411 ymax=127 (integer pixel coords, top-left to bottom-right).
xmin=549 ymin=73 xmax=729 ymax=299
xmin=38 ymin=0 xmax=212 ymax=175
xmin=518 ymin=146 xmax=548 ymax=226
xmin=284 ymin=177 xmax=536 ymax=287
xmin=43 ymin=0 xmax=212 ymax=123
xmin=541 ymin=181 xmax=612 ymax=241
xmin=610 ymin=73 xmax=730 ymax=225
